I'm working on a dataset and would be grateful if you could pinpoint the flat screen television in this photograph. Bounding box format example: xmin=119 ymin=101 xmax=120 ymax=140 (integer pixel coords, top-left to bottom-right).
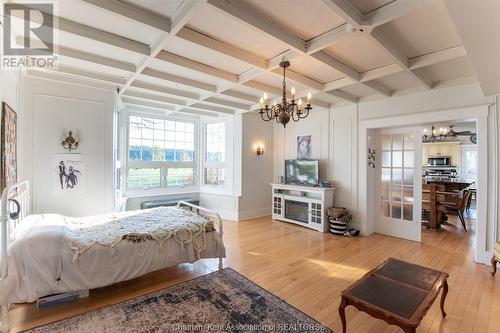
xmin=285 ymin=159 xmax=319 ymax=185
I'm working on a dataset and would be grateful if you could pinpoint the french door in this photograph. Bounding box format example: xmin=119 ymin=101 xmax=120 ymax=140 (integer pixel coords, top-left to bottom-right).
xmin=377 ymin=129 xmax=422 ymax=242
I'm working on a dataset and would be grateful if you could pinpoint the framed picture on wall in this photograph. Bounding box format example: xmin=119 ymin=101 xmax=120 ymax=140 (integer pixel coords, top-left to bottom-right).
xmin=53 ymin=154 xmax=86 ymax=195
xmin=1 ymin=102 xmax=17 ymax=192
xmin=297 ymin=135 xmax=311 ymax=159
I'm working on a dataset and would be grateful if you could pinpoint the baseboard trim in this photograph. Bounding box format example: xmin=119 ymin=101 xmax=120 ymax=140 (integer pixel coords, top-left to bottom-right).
xmin=237 ymin=208 xmax=271 ymax=221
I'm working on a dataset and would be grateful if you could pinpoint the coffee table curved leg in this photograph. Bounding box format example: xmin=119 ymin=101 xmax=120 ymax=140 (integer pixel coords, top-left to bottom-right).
xmin=440 ymin=279 xmax=449 ymax=318
xmin=339 ymin=296 xmax=347 ymax=333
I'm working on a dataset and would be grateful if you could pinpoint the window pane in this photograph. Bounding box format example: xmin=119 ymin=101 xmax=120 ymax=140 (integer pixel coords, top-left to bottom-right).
xmin=127 ymin=168 xmax=161 ymax=189
xmin=403 ymin=168 xmax=414 ymax=185
xmin=206 ymin=122 xmax=225 ymax=163
xmin=382 ymin=151 xmax=391 ymax=167
xmin=392 ymin=135 xmax=403 ymax=150
xmin=392 ymin=168 xmax=402 ymax=184
xmin=205 ymin=168 xmax=225 ymax=185
xmin=392 ymin=203 xmax=402 ymax=219
xmin=403 ymin=204 xmax=413 ymax=221
xmin=404 ymin=134 xmax=415 ymax=150
xmin=404 ymin=151 xmax=414 ymax=168
xmin=128 ymin=115 xmax=195 ymax=163
xmin=167 ymin=168 xmax=194 ymax=186
xmin=392 ymin=186 xmax=402 ymax=202
xmin=403 ymin=186 xmax=414 ymax=204
xmin=381 ymin=135 xmax=391 ymax=150
xmin=393 ymin=151 xmax=402 ymax=167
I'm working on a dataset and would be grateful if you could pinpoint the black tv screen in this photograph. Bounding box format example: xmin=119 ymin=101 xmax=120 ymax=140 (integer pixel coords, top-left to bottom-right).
xmin=285 ymin=159 xmax=319 ymax=185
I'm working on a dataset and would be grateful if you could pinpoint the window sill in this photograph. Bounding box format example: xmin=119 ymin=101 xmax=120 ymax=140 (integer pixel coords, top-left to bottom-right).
xmin=125 ymin=186 xmax=199 ymax=199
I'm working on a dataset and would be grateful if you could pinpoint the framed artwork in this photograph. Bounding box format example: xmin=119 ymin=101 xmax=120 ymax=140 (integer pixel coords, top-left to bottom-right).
xmin=53 ymin=154 xmax=86 ymax=195
xmin=1 ymin=102 xmax=17 ymax=192
xmin=297 ymin=135 xmax=311 ymax=159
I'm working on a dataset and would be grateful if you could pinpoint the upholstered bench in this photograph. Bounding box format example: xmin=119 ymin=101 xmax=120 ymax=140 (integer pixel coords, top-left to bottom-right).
xmin=140 ymin=198 xmax=199 ymax=210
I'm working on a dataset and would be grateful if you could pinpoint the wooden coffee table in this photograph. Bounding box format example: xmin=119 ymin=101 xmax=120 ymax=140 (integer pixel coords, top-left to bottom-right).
xmin=339 ymin=258 xmax=449 ymax=333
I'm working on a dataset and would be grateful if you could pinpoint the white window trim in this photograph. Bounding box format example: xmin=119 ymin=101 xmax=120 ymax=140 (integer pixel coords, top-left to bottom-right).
xmin=200 ymin=118 xmax=233 ymax=194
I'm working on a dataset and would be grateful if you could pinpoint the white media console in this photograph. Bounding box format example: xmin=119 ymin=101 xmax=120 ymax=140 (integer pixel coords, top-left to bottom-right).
xmin=271 ymin=183 xmax=335 ymax=232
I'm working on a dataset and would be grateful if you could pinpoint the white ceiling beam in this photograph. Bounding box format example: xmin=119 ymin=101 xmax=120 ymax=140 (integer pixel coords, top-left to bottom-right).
xmin=122 ymin=97 xmax=176 ymax=111
xmin=359 ymin=63 xmax=401 ymax=82
xmin=156 ymin=50 xmax=238 ymax=83
xmin=365 ymin=0 xmax=438 ymax=29
xmin=177 ymin=27 xmax=267 ymax=69
xmin=266 ymin=50 xmax=300 ymax=71
xmin=131 ymin=81 xmax=199 ymax=100
xmin=16 ymin=36 xmax=136 ymax=72
xmin=190 ymin=103 xmax=234 ymax=114
xmin=306 ymin=23 xmax=355 ymax=54
xmin=124 ymin=104 xmax=176 ymax=114
xmin=11 ymin=5 xmax=150 ymax=55
xmin=320 ymin=0 xmax=366 ymax=27
xmin=219 ymin=90 xmax=260 ymax=103
xmin=271 ymin=68 xmax=323 ymax=91
xmin=310 ymin=51 xmax=360 ymax=80
xmin=242 ymin=80 xmax=283 ymax=96
xmin=363 ymin=81 xmax=391 ymax=97
xmin=178 ymin=109 xmax=219 ymax=117
xmin=326 ymin=89 xmax=359 ymax=103
xmin=119 ymin=0 xmax=203 ymax=95
xmin=207 ymin=0 xmax=306 ymax=53
xmin=123 ymin=90 xmax=187 ymax=106
xmin=142 ymin=67 xmax=217 ymax=92
xmin=81 ymin=0 xmax=171 ymax=33
xmin=367 ymin=28 xmax=432 ymax=89
xmin=409 ymin=45 xmax=467 ymax=69
xmin=52 ymin=66 xmax=127 ymax=85
xmin=204 ymin=97 xmax=250 ymax=110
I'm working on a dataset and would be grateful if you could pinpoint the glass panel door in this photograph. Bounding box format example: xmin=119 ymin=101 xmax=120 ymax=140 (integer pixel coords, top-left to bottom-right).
xmin=378 ymin=130 xmax=421 ymax=242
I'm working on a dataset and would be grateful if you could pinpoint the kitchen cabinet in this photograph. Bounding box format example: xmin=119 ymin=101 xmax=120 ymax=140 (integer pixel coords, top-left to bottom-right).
xmin=422 ymin=141 xmax=461 ymax=166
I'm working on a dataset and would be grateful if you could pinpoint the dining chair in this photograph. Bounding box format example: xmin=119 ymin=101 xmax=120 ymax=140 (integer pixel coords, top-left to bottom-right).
xmin=442 ymin=190 xmax=472 ymax=232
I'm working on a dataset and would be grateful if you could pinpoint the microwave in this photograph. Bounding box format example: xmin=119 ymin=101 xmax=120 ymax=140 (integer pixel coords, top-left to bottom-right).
xmin=427 ymin=156 xmax=451 ymax=166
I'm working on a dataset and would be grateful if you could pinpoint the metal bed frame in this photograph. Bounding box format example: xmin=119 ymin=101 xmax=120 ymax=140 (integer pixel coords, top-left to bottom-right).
xmin=0 ymin=181 xmax=223 ymax=332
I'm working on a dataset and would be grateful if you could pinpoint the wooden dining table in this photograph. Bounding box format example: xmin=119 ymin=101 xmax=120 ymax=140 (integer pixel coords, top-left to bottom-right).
xmin=422 ymin=178 xmax=474 ymax=229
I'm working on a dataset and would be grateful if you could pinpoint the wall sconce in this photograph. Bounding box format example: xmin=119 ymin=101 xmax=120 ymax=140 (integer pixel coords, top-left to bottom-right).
xmin=61 ymin=130 xmax=79 ymax=151
xmin=256 ymin=145 xmax=264 ymax=156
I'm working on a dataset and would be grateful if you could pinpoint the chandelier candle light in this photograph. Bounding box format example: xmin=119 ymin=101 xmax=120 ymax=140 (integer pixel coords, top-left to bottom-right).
xmin=258 ymin=61 xmax=312 ymax=128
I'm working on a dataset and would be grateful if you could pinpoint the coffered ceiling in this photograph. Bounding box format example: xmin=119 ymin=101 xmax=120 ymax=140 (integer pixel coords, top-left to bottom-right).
xmin=6 ymin=0 xmax=496 ymax=117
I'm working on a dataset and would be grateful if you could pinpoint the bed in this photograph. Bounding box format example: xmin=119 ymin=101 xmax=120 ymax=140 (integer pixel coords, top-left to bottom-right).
xmin=0 ymin=181 xmax=225 ymax=332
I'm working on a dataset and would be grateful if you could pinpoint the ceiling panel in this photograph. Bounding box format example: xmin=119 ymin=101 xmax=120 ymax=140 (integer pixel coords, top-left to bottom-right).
xmin=339 ymin=83 xmax=378 ymax=98
xmin=121 ymin=0 xmax=183 ymax=18
xmin=349 ymin=0 xmax=395 ymax=15
xmin=51 ymin=0 xmax=163 ymax=45
xmin=164 ymin=37 xmax=253 ymax=75
xmin=379 ymin=1 xmax=462 ymax=58
xmin=290 ymin=56 xmax=344 ymax=84
xmin=148 ymin=58 xmax=225 ymax=86
xmin=416 ymin=56 xmax=476 ymax=84
xmin=187 ymin=2 xmax=290 ymax=59
xmin=324 ymin=34 xmax=394 ymax=72
xmin=239 ymin=0 xmax=345 ymax=41
xmin=372 ymin=71 xmax=420 ymax=91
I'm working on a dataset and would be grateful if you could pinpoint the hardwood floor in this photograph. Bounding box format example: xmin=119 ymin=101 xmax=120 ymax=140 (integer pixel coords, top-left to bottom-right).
xmin=8 ymin=210 xmax=498 ymax=333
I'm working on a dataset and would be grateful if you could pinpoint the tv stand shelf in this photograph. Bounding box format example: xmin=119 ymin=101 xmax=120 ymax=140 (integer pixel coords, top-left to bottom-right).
xmin=271 ymin=183 xmax=335 ymax=232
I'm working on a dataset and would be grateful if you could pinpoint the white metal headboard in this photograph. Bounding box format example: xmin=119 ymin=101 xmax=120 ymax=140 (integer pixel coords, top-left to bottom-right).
xmin=1 ymin=181 xmax=30 ymax=277
xmin=1 ymin=181 xmax=29 ymax=331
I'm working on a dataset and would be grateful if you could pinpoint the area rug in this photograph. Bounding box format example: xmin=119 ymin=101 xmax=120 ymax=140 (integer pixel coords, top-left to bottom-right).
xmin=26 ymin=268 xmax=331 ymax=332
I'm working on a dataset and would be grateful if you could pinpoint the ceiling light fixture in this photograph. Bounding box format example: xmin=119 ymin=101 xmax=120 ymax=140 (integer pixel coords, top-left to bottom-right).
xmin=422 ymin=125 xmax=472 ymax=142
xmin=258 ymin=61 xmax=312 ymax=128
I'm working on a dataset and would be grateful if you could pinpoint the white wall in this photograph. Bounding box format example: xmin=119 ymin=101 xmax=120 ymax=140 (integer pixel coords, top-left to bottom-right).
xmin=238 ymin=112 xmax=273 ymax=220
xmin=19 ymin=74 xmax=115 ymax=216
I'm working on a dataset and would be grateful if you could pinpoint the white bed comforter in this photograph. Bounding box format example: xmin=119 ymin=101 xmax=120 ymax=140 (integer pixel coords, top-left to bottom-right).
xmin=0 ymin=207 xmax=225 ymax=304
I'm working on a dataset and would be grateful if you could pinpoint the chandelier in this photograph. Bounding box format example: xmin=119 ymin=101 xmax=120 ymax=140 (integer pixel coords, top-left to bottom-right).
xmin=258 ymin=61 xmax=312 ymax=128
xmin=422 ymin=125 xmax=458 ymax=142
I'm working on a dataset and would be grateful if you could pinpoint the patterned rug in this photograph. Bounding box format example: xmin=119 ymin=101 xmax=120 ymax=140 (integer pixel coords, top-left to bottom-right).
xmin=26 ymin=268 xmax=331 ymax=332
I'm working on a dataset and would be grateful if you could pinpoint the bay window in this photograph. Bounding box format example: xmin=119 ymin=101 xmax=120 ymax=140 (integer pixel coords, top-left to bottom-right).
xmin=127 ymin=115 xmax=196 ymax=190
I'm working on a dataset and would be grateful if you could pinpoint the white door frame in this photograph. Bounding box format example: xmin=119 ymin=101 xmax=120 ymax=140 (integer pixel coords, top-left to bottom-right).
xmin=358 ymin=104 xmax=494 ymax=264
